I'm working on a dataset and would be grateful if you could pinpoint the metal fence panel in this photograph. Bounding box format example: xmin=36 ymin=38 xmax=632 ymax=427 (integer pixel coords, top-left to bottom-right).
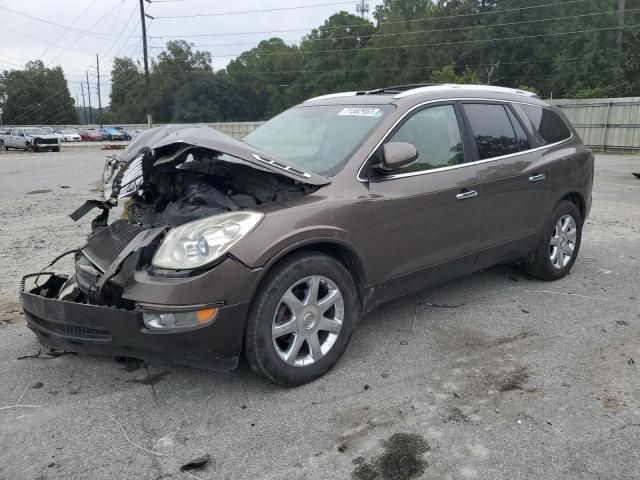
xmin=550 ymin=97 xmax=640 ymax=151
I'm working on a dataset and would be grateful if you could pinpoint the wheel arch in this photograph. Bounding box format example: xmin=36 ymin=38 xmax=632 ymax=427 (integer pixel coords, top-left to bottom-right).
xmin=248 ymin=238 xmax=369 ymax=309
xmin=556 ymin=190 xmax=586 ymax=221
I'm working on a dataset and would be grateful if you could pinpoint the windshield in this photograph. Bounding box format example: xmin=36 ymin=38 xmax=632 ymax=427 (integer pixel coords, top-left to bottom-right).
xmin=242 ymin=104 xmax=391 ymax=176
xmin=24 ymin=128 xmax=49 ymax=135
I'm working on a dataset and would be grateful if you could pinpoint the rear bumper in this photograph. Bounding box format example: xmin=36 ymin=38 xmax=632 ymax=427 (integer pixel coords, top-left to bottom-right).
xmin=20 ymin=274 xmax=250 ymax=371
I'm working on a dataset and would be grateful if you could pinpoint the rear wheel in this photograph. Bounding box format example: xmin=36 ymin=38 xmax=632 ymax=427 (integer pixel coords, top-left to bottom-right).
xmin=523 ymin=200 xmax=582 ymax=280
xmin=0 ymin=140 xmax=5 ymax=151
xmin=244 ymin=252 xmax=359 ymax=386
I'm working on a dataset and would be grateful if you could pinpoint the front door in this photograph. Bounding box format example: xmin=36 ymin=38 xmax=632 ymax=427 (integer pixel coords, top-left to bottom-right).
xmin=363 ymin=102 xmax=484 ymax=304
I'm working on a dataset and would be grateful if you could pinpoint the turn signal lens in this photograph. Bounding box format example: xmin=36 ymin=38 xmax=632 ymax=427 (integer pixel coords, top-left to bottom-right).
xmin=143 ymin=308 xmax=218 ymax=330
xmin=196 ymin=308 xmax=218 ymax=324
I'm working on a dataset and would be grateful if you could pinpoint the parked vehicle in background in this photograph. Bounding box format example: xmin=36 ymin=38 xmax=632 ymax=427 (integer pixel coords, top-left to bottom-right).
xmin=113 ymin=126 xmax=132 ymax=140
xmin=99 ymin=127 xmax=127 ymax=141
xmin=40 ymin=127 xmax=65 ymax=141
xmin=60 ymin=129 xmax=82 ymax=142
xmin=0 ymin=127 xmax=61 ymax=151
xmin=20 ymin=84 xmax=593 ymax=386
xmin=78 ymin=129 xmax=103 ymax=142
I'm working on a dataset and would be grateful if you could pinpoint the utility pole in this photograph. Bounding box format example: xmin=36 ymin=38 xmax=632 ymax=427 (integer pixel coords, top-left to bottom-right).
xmin=356 ymin=0 xmax=369 ymax=18
xmin=617 ymin=0 xmax=626 ymax=50
xmin=140 ymin=0 xmax=152 ymax=127
xmin=96 ymin=54 xmax=103 ymax=128
xmin=86 ymin=71 xmax=93 ymax=125
xmin=80 ymin=82 xmax=88 ymax=125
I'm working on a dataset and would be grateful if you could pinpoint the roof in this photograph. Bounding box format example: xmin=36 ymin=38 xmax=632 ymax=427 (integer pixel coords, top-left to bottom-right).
xmin=302 ymin=84 xmax=545 ymax=107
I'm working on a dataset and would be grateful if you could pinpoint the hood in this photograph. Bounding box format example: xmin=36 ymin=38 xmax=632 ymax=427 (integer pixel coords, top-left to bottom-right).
xmin=28 ymin=134 xmax=59 ymax=140
xmin=119 ymin=125 xmax=330 ymax=186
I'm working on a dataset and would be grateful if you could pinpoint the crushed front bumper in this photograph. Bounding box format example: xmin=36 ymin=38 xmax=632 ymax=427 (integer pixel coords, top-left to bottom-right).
xmin=20 ymin=273 xmax=250 ymax=371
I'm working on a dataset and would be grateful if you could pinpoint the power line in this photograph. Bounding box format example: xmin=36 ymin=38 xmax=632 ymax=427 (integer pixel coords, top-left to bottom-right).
xmin=150 ymin=24 xmax=638 ymax=60
xmin=151 ymin=1 xmax=358 ymax=19
xmin=161 ymin=8 xmax=632 ymax=51
xmin=0 ymin=23 xmax=96 ymax=57
xmin=36 ymin=0 xmax=101 ymax=61
xmin=1 ymin=6 xmax=131 ymax=41
xmin=148 ymin=0 xmax=589 ymax=38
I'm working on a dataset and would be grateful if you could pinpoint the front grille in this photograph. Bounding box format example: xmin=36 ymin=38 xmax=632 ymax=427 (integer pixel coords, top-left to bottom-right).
xmin=37 ymin=138 xmax=58 ymax=145
xmin=26 ymin=311 xmax=112 ymax=340
xmin=84 ymin=220 xmax=144 ymax=271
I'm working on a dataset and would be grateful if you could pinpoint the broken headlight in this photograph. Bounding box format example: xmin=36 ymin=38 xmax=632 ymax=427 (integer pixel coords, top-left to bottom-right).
xmin=152 ymin=211 xmax=263 ymax=270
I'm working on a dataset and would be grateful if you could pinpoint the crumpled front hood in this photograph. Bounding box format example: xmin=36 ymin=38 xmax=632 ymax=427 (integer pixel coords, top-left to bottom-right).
xmin=119 ymin=125 xmax=330 ymax=186
xmin=28 ymin=135 xmax=59 ymax=140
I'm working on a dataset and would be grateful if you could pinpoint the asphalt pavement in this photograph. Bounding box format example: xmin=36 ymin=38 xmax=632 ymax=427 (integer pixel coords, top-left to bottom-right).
xmin=0 ymin=147 xmax=638 ymax=480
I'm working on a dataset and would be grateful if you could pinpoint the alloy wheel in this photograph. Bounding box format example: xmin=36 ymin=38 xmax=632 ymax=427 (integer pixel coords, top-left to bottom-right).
xmin=550 ymin=214 xmax=577 ymax=269
xmin=272 ymin=275 xmax=344 ymax=367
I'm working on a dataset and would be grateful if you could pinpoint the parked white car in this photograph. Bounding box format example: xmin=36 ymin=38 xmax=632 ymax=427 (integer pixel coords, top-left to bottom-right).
xmin=60 ymin=130 xmax=82 ymax=142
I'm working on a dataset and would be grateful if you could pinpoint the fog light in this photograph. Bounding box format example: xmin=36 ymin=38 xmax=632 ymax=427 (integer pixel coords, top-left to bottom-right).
xmin=143 ymin=308 xmax=218 ymax=330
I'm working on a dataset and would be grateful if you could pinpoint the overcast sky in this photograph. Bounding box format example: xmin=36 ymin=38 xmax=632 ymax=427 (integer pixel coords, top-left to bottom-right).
xmin=0 ymin=0 xmax=383 ymax=107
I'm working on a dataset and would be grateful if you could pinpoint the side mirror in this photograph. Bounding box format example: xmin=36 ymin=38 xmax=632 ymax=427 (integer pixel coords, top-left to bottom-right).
xmin=377 ymin=142 xmax=419 ymax=171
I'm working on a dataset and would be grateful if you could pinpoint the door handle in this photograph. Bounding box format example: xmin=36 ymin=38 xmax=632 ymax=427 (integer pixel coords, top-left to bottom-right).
xmin=529 ymin=173 xmax=546 ymax=182
xmin=456 ymin=189 xmax=478 ymax=200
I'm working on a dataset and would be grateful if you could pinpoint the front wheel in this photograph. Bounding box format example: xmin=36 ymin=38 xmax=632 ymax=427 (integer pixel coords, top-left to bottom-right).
xmin=244 ymin=252 xmax=359 ymax=386
xmin=523 ymin=200 xmax=582 ymax=281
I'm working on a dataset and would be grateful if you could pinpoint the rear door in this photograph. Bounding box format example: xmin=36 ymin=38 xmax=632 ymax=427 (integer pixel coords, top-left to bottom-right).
xmin=364 ymin=102 xmax=483 ymax=301
xmin=461 ymin=101 xmax=550 ymax=264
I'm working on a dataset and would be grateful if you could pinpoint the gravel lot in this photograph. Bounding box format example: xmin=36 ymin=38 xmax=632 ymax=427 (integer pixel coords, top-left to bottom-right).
xmin=0 ymin=147 xmax=638 ymax=480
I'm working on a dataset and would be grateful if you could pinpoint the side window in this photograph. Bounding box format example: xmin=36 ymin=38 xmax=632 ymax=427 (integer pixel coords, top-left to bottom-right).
xmin=520 ymin=105 xmax=571 ymax=144
xmin=463 ymin=103 xmax=520 ymax=160
xmin=387 ymin=104 xmax=465 ymax=173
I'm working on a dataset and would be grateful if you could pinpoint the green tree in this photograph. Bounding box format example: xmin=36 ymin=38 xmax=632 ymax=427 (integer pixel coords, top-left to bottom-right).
xmin=0 ymin=60 xmax=77 ymax=125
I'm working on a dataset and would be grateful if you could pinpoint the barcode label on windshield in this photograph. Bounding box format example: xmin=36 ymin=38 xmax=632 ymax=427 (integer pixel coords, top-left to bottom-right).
xmin=338 ymin=107 xmax=381 ymax=117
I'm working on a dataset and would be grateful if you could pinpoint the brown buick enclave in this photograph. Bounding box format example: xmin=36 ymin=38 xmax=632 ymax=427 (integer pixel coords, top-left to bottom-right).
xmin=20 ymin=84 xmax=594 ymax=386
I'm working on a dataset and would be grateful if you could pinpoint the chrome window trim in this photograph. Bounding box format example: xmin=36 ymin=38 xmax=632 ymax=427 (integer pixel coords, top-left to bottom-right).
xmin=356 ymin=97 xmax=573 ymax=182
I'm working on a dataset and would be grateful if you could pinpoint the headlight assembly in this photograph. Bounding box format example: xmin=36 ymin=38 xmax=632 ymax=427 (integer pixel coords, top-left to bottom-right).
xmin=152 ymin=211 xmax=264 ymax=270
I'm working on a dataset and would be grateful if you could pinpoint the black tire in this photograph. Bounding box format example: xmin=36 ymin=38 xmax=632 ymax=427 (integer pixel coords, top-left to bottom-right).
xmin=244 ymin=252 xmax=359 ymax=386
xmin=0 ymin=140 xmax=5 ymax=151
xmin=523 ymin=200 xmax=582 ymax=281
xmin=53 ymin=148 xmax=60 ymax=152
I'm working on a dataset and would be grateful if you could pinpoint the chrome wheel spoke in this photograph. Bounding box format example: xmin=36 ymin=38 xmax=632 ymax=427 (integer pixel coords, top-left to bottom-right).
xmin=283 ymin=334 xmax=304 ymax=364
xmin=318 ymin=316 xmax=342 ymax=334
xmin=317 ymin=289 xmax=342 ymax=314
xmin=307 ymin=333 xmax=322 ymax=361
xmin=304 ymin=276 xmax=321 ymax=306
xmin=281 ymin=290 xmax=305 ymax=318
xmin=272 ymin=318 xmax=297 ymax=339
xmin=550 ymin=235 xmax=562 ymax=247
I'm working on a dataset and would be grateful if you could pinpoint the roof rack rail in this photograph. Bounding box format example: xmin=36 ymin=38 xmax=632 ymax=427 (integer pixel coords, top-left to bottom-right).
xmin=360 ymin=83 xmax=437 ymax=95
xmin=303 ymin=91 xmax=360 ymax=103
xmin=393 ymin=84 xmax=539 ymax=99
xmin=303 ymin=84 xmax=436 ymax=102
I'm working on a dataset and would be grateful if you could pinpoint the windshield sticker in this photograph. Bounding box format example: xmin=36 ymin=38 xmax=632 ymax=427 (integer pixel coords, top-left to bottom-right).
xmin=338 ymin=107 xmax=382 ymax=117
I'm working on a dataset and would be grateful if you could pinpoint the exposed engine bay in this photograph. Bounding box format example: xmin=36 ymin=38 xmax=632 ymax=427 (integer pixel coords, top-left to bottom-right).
xmin=113 ymin=147 xmax=315 ymax=229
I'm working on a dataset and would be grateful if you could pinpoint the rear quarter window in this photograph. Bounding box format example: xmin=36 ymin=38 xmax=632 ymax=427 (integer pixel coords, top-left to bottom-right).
xmin=520 ymin=105 xmax=572 ymax=145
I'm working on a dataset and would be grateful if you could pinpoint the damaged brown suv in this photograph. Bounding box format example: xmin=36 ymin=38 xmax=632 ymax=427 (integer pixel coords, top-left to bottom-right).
xmin=20 ymin=84 xmax=594 ymax=386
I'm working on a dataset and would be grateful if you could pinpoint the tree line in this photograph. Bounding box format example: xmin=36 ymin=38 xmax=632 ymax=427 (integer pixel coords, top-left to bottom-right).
xmin=2 ymin=0 xmax=639 ymax=125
